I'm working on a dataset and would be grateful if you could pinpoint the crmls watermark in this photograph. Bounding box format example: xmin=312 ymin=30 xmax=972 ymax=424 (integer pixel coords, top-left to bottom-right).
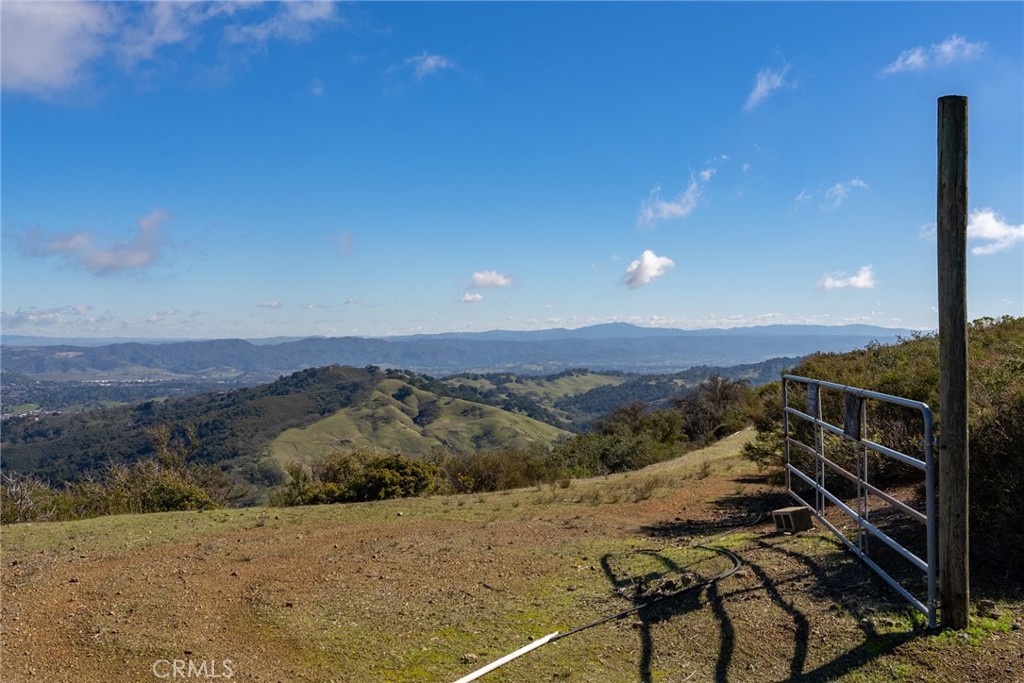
xmin=151 ymin=659 xmax=235 ymax=679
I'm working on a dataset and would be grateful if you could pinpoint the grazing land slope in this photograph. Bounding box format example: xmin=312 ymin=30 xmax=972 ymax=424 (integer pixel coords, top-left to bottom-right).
xmin=3 ymin=431 xmax=1020 ymax=683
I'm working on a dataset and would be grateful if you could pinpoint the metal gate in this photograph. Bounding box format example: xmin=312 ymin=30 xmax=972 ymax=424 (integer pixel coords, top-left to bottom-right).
xmin=782 ymin=374 xmax=937 ymax=628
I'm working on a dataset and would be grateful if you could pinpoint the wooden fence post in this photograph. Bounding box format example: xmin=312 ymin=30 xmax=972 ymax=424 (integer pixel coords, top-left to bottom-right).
xmin=937 ymin=94 xmax=970 ymax=630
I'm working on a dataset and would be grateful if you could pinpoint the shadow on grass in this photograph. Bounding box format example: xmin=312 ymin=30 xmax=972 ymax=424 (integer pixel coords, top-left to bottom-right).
xmin=611 ymin=513 xmax=927 ymax=682
xmin=599 ymin=549 xmax=716 ymax=683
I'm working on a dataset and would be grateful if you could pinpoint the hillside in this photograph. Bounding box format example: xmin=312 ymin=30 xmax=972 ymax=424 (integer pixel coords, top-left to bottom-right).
xmin=0 ymin=355 xmax=795 ymax=489
xmin=0 ymin=365 xmax=378 ymax=487
xmin=0 ymin=365 xmax=576 ymax=496
xmin=442 ymin=358 xmax=797 ymax=431
xmin=268 ymin=378 xmax=571 ymax=467
xmin=2 ymin=431 xmax=1019 ymax=683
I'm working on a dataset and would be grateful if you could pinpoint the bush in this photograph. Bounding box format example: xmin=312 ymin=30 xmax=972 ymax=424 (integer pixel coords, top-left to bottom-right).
xmin=437 ymin=445 xmax=562 ymax=493
xmin=270 ymin=448 xmax=439 ymax=506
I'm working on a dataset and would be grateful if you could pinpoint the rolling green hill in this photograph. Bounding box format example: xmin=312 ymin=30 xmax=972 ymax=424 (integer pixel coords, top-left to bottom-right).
xmin=268 ymin=378 xmax=572 ymax=467
xmin=443 ymin=358 xmax=796 ymax=430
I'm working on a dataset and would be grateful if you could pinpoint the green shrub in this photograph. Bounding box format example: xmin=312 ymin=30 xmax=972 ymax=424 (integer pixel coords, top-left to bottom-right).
xmin=271 ymin=448 xmax=439 ymax=506
xmin=438 ymin=445 xmax=562 ymax=493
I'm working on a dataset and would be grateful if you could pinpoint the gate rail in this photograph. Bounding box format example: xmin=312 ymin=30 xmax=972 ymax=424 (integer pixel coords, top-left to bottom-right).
xmin=782 ymin=374 xmax=936 ymax=628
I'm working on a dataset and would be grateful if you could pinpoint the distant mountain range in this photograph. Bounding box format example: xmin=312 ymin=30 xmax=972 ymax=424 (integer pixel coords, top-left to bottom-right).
xmin=1 ymin=323 xmax=913 ymax=381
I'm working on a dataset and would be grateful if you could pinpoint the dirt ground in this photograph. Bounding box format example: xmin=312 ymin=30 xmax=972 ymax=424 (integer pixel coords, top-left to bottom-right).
xmin=2 ymin=432 xmax=1022 ymax=682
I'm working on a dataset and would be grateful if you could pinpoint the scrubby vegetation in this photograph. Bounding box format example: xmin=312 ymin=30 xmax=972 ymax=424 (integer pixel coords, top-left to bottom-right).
xmin=1 ymin=365 xmax=379 ymax=487
xmin=1 ymin=372 xmax=759 ymax=519
xmin=415 ymin=375 xmax=756 ymax=494
xmin=742 ymin=315 xmax=1024 ymax=579
xmin=0 ymin=426 xmax=227 ymax=523
xmin=269 ymin=448 xmax=439 ymax=506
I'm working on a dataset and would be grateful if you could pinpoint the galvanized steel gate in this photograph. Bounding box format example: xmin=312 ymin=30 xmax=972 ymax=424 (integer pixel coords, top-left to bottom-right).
xmin=782 ymin=374 xmax=937 ymax=628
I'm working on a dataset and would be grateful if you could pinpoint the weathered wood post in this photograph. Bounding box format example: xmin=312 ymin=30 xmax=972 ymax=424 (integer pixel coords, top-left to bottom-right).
xmin=937 ymin=94 xmax=970 ymax=629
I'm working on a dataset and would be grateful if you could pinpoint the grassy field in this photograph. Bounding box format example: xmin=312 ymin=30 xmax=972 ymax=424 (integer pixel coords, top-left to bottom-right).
xmin=2 ymin=431 xmax=1021 ymax=682
xmin=267 ymin=379 xmax=572 ymax=467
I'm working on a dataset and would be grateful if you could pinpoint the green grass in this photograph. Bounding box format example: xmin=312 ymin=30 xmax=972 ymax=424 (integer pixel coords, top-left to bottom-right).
xmin=5 ymin=430 xmax=1020 ymax=683
xmin=267 ymin=381 xmax=572 ymax=467
xmin=501 ymin=373 xmax=630 ymax=400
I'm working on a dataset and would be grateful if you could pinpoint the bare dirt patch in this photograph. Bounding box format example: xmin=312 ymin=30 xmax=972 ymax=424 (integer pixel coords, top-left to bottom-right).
xmin=3 ymin=431 xmax=1021 ymax=682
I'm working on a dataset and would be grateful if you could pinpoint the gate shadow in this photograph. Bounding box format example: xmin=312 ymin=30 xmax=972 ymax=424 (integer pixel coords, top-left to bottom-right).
xmin=616 ymin=516 xmax=925 ymax=682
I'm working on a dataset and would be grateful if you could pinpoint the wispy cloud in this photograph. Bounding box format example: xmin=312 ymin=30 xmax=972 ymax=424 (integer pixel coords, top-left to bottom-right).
xmin=146 ymin=309 xmax=179 ymax=323
xmin=744 ymin=63 xmax=792 ymax=111
xmin=818 ymin=265 xmax=876 ymax=290
xmin=471 ymin=270 xmax=512 ymax=288
xmin=461 ymin=293 xmax=483 ymax=303
xmin=1 ymin=304 xmax=96 ymax=329
xmin=823 ymin=177 xmax=868 ymax=209
xmin=310 ymin=77 xmax=325 ymax=96
xmin=222 ymin=2 xmax=338 ymax=45
xmin=405 ymin=51 xmax=455 ymax=80
xmin=1 ymin=2 xmax=339 ymax=97
xmin=258 ymin=300 xmax=284 ymax=310
xmin=638 ymin=167 xmax=717 ymax=228
xmin=968 ymin=208 xmax=1024 ymax=256
xmin=881 ymin=34 xmax=986 ymax=75
xmin=624 ymin=250 xmax=675 ymax=289
xmin=386 ymin=51 xmax=456 ymax=84
xmin=18 ymin=208 xmax=172 ymax=275
xmin=881 ymin=47 xmax=928 ymax=75
xmin=335 ymin=231 xmax=354 ymax=257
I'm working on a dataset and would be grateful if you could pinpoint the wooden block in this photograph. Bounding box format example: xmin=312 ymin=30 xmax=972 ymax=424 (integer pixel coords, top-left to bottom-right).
xmin=772 ymin=506 xmax=814 ymax=532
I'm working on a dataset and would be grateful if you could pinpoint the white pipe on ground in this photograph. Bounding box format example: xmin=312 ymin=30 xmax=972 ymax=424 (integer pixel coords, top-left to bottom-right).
xmin=451 ymin=631 xmax=561 ymax=683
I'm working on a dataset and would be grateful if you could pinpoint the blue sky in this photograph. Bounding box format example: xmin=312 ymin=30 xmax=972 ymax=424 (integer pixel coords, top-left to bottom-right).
xmin=2 ymin=1 xmax=1022 ymax=340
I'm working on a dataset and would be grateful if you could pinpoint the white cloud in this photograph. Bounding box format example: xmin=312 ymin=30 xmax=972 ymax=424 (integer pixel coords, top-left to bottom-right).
xmin=744 ymin=63 xmax=792 ymax=111
xmin=823 ymin=177 xmax=868 ymax=209
xmin=1 ymin=304 xmax=96 ymax=328
xmin=818 ymin=265 xmax=876 ymax=290
xmin=0 ymin=1 xmax=115 ymax=94
xmin=471 ymin=270 xmax=512 ymax=288
xmin=624 ymin=250 xmax=675 ymax=289
xmin=405 ymin=51 xmax=455 ymax=80
xmin=881 ymin=34 xmax=986 ymax=75
xmin=223 ymin=2 xmax=337 ymax=45
xmin=19 ymin=208 xmax=172 ymax=275
xmin=638 ymin=181 xmax=700 ymax=226
xmin=258 ymin=301 xmax=284 ymax=310
xmin=880 ymin=47 xmax=928 ymax=75
xmin=795 ymin=189 xmax=813 ymax=206
xmin=968 ymin=208 xmax=1024 ymax=256
xmin=461 ymin=293 xmax=483 ymax=303
xmin=146 ymin=309 xmax=179 ymax=323
xmin=1 ymin=2 xmax=338 ymax=97
xmin=311 ymin=77 xmax=325 ymax=96
xmin=918 ymin=209 xmax=1023 ymax=255
xmin=637 ymin=167 xmax=719 ymax=228
xmin=933 ymin=35 xmax=987 ymax=64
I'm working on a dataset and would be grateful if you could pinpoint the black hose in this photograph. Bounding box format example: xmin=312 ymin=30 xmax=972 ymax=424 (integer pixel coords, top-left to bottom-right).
xmin=551 ymin=513 xmax=763 ymax=643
